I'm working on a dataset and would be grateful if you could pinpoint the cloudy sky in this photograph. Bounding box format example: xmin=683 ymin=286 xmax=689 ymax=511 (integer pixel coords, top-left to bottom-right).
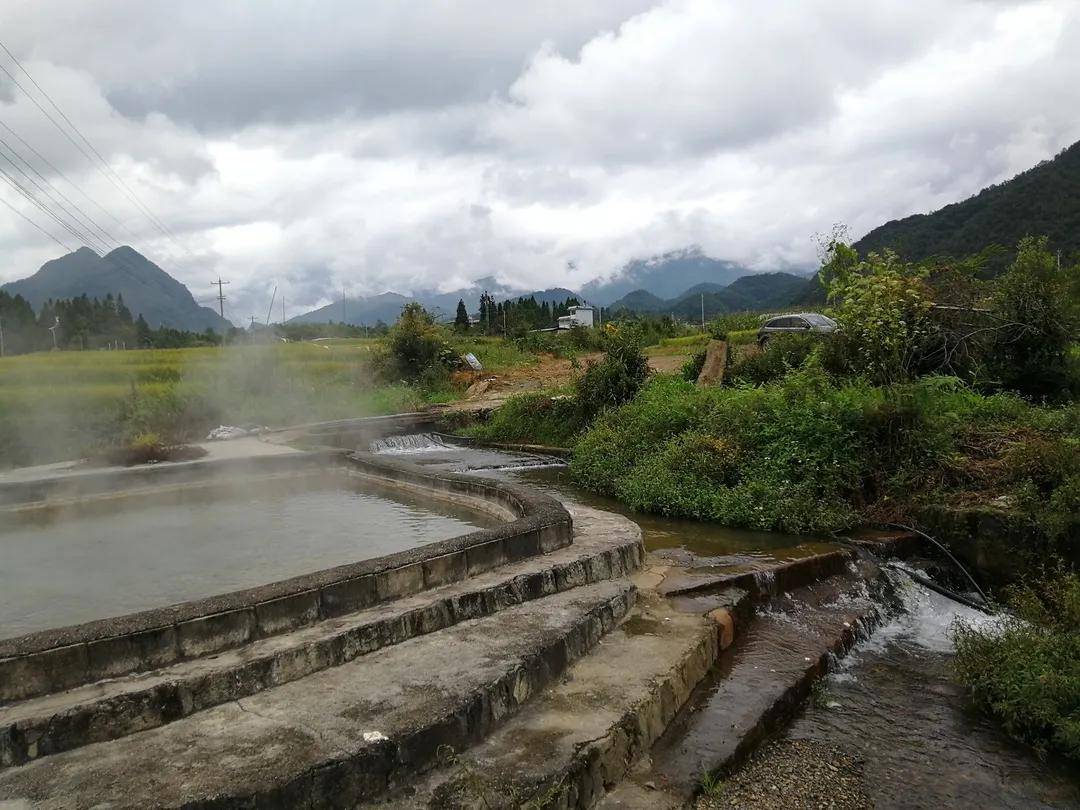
xmin=1 ymin=0 xmax=1078 ymax=321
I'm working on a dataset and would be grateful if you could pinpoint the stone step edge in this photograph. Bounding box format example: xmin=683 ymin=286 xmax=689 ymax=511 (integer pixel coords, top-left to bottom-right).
xmin=0 ymin=537 xmax=644 ymax=770
xmin=157 ymin=584 xmax=635 ymax=808
xmin=659 ymin=548 xmax=854 ymax=601
xmin=394 ymin=588 xmax=754 ymax=810
xmin=602 ymin=593 xmax=880 ymax=809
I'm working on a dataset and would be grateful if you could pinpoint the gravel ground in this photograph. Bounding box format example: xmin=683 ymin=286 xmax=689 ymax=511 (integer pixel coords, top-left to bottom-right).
xmin=697 ymin=738 xmax=872 ymax=809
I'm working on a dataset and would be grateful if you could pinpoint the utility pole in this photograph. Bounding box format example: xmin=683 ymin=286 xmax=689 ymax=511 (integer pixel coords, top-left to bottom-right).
xmin=212 ymin=278 xmax=230 ymax=345
xmin=342 ymin=286 xmax=347 ymax=325
xmin=211 ymin=278 xmax=229 ymax=320
xmin=281 ymin=295 xmax=286 ymax=325
xmin=700 ymin=293 xmax=705 ymax=331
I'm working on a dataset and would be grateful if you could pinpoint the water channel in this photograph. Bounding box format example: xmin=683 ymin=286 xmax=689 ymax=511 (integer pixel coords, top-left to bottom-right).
xmin=377 ymin=434 xmax=1080 ymax=807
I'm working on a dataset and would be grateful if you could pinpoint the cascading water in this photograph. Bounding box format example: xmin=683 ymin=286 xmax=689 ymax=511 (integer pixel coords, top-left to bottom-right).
xmin=369 ymin=434 xmax=564 ymax=472
xmin=369 ymin=433 xmax=451 ymax=454
xmin=782 ymin=564 xmax=1079 ymax=808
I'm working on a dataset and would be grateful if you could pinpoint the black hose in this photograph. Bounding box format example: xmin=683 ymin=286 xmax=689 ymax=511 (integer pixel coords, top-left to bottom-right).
xmin=886 ymin=522 xmax=990 ymax=606
xmin=885 ymin=563 xmax=995 ymax=614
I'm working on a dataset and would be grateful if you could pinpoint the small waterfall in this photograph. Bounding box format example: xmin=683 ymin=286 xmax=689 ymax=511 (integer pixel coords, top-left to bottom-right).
xmin=752 ymin=568 xmax=777 ymax=596
xmin=369 ymin=433 xmax=452 ymax=454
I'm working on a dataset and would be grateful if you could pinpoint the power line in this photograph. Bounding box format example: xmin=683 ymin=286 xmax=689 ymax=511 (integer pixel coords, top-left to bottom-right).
xmin=0 ymin=194 xmax=74 ymax=252
xmin=0 ymin=40 xmax=181 ymax=251
xmin=0 ymin=140 xmax=113 ymax=253
xmin=0 ymin=163 xmax=101 ymax=248
xmin=0 ymin=132 xmax=122 ymax=249
xmin=0 ymin=117 xmax=128 ymax=232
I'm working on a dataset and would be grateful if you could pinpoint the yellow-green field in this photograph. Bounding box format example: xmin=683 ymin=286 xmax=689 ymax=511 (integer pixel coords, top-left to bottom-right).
xmin=0 ymin=336 xmax=535 ymax=467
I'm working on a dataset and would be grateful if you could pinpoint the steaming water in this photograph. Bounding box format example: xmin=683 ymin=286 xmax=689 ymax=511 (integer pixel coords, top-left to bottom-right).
xmin=0 ymin=472 xmax=497 ymax=639
xmin=783 ymin=570 xmax=1080 ymax=808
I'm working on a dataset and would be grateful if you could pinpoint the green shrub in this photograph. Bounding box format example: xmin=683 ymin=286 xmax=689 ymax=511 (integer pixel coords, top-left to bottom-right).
xmin=571 ymin=370 xmax=876 ymax=532
xmin=727 ymin=333 xmax=819 ymax=385
xmin=954 ymin=570 xmax=1080 ymax=761
xmin=682 ymin=349 xmax=707 ymax=381
xmin=571 ymin=376 xmax=705 ymax=495
xmin=379 ymin=303 xmax=457 ymax=381
xmin=566 ymin=325 xmax=606 ymax=352
xmin=569 ymin=369 xmax=1068 ymax=534
xmin=574 ymin=324 xmax=650 ymax=420
xmin=463 ymin=393 xmax=583 ymax=448
xmin=986 ymin=237 xmax=1078 ymax=400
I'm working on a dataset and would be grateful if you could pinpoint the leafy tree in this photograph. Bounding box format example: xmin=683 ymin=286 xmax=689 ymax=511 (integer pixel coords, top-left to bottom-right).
xmin=824 ymin=245 xmax=934 ymax=384
xmin=454 ymin=298 xmax=470 ymax=332
xmin=986 ymin=236 xmax=1078 ymax=398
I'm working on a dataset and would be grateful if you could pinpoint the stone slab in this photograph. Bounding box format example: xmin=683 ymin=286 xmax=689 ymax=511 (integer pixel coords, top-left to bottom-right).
xmin=0 ymin=581 xmax=635 ymax=808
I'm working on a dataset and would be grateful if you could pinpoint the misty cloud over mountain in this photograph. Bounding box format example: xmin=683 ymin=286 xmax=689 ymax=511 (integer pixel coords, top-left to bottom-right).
xmin=2 ymin=1 xmax=1079 ymax=322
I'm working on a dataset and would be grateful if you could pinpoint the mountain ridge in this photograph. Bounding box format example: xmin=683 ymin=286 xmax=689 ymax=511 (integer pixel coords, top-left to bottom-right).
xmin=854 ymin=139 xmax=1080 ymax=262
xmin=2 ymin=247 xmax=230 ymax=332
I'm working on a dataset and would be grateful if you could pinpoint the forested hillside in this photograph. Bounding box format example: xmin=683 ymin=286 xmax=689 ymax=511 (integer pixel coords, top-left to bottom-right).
xmin=854 ymin=140 xmax=1080 ymax=263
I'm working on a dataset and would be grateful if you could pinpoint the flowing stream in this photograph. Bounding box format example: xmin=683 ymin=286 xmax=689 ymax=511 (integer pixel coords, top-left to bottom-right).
xmin=782 ymin=570 xmax=1080 ymax=808
xmin=371 ymin=435 xmax=1080 ymax=806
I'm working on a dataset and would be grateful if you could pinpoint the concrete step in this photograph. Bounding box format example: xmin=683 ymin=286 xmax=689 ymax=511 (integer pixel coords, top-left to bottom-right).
xmin=0 ymin=505 xmax=643 ymax=769
xmin=0 ymin=580 xmax=635 ymax=809
xmin=384 ymin=586 xmax=749 ymax=810
xmin=599 ymin=572 xmax=881 ymax=808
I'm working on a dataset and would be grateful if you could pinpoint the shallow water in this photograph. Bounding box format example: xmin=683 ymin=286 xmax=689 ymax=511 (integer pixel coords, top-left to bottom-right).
xmin=372 ymin=435 xmax=835 ymax=561
xmin=785 ymin=573 xmax=1080 ymax=808
xmin=0 ymin=471 xmax=496 ymax=638
xmin=509 ymin=464 xmax=829 ymax=562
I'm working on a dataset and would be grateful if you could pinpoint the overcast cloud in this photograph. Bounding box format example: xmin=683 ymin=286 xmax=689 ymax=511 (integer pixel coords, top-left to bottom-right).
xmin=1 ymin=0 xmax=1078 ymax=322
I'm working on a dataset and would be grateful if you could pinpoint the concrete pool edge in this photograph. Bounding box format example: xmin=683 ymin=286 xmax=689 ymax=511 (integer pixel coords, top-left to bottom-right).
xmin=0 ymin=450 xmax=573 ymax=703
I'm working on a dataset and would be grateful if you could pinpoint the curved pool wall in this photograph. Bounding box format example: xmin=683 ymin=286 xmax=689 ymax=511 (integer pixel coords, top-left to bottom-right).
xmin=0 ymin=444 xmax=573 ymax=703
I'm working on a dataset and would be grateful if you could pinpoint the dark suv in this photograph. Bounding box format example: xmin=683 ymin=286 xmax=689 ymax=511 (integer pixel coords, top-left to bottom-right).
xmin=757 ymin=312 xmax=837 ymax=346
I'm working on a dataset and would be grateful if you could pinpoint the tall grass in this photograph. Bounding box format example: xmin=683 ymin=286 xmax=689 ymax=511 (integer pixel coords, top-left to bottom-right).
xmin=0 ymin=344 xmax=419 ymax=467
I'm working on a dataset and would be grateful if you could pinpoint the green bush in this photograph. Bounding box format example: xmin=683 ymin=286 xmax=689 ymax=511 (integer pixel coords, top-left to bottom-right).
xmin=463 ymin=392 xmax=583 ymax=448
xmin=574 ymin=324 xmax=650 ymax=420
xmin=571 ymin=370 xmax=878 ymax=532
xmin=569 ymin=370 xmax=1071 ymax=534
xmin=682 ymin=349 xmax=707 ymax=382
xmin=566 ymin=324 xmax=606 ymax=352
xmin=379 ymin=303 xmax=457 ymax=381
xmin=986 ymin=237 xmax=1078 ymax=400
xmin=727 ymin=333 xmax=820 ymax=385
xmin=954 ymin=570 xmax=1080 ymax=762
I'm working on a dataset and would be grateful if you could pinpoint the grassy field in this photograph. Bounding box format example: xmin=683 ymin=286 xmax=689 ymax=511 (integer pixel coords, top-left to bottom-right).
xmin=0 ymin=336 xmax=535 ymax=467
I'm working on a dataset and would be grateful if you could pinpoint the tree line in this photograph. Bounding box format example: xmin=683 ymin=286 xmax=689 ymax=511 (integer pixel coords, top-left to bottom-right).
xmin=454 ymin=292 xmax=588 ymax=335
xmin=0 ymin=291 xmax=223 ymax=355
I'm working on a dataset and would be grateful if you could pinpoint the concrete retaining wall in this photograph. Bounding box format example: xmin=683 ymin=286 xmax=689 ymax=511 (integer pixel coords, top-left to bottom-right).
xmin=0 ymin=450 xmax=573 ymax=703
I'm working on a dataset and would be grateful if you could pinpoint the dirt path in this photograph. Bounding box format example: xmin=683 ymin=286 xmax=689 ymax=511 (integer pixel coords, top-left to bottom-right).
xmin=442 ymin=349 xmax=690 ymax=413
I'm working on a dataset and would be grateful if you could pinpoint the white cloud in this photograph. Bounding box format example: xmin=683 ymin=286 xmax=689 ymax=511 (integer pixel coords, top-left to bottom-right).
xmin=1 ymin=0 xmax=1078 ymax=322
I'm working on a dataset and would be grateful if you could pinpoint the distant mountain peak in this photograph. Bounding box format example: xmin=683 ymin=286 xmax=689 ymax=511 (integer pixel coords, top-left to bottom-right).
xmin=1 ymin=246 xmax=230 ymax=331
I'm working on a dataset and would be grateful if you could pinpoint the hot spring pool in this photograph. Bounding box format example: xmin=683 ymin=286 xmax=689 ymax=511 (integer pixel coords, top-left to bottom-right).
xmin=0 ymin=471 xmax=499 ymax=639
